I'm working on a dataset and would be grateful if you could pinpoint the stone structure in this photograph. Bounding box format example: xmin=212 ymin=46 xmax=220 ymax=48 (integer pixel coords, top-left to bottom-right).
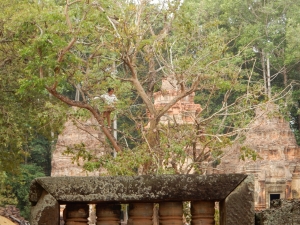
xmin=255 ymin=199 xmax=300 ymax=225
xmin=214 ymin=104 xmax=300 ymax=210
xmin=152 ymin=78 xmax=201 ymax=124
xmin=51 ymin=108 xmax=108 ymax=176
xmin=29 ymin=174 xmax=254 ymax=225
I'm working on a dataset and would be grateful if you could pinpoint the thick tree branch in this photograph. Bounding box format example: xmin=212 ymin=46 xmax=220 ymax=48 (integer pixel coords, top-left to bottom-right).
xmin=123 ymin=57 xmax=157 ymax=116
xmin=45 ymin=86 xmax=122 ymax=152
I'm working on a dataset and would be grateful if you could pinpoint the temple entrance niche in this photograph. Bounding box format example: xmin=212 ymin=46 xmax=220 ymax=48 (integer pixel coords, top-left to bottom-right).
xmin=270 ymin=194 xmax=280 ymax=202
xmin=266 ymin=184 xmax=285 ymax=208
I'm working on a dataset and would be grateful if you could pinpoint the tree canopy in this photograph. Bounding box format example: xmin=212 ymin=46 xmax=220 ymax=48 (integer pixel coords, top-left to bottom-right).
xmin=0 ymin=0 xmax=299 ymax=176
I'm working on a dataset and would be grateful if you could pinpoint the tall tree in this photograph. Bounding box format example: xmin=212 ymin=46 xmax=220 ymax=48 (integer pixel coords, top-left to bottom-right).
xmin=2 ymin=0 xmax=295 ymax=175
xmin=215 ymin=0 xmax=300 ymax=96
xmin=0 ymin=0 xmax=68 ymax=173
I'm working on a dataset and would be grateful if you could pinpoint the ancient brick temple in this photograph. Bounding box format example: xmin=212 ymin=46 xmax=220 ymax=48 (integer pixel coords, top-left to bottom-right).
xmin=214 ymin=104 xmax=300 ymax=210
xmin=152 ymin=78 xmax=201 ymax=124
xmin=51 ymin=79 xmax=300 ymax=213
xmin=51 ymin=108 xmax=107 ymax=177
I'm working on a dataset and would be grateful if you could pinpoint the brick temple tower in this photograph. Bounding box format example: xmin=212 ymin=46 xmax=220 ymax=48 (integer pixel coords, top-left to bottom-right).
xmin=152 ymin=77 xmax=202 ymax=124
xmin=214 ymin=104 xmax=300 ymax=210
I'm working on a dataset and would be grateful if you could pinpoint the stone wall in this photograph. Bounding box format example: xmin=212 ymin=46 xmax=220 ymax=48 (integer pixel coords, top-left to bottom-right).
xmin=255 ymin=199 xmax=300 ymax=225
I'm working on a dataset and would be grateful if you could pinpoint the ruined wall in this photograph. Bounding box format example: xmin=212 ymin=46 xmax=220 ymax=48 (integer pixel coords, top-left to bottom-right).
xmin=255 ymin=199 xmax=300 ymax=225
xmin=51 ymin=108 xmax=108 ymax=176
xmin=214 ymin=104 xmax=300 ymax=210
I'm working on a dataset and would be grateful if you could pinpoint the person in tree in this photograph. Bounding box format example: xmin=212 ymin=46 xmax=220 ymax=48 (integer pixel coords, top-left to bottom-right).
xmin=100 ymin=87 xmax=118 ymax=128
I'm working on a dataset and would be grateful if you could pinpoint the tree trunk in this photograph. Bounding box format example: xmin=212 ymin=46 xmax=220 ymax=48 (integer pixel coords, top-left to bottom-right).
xmin=142 ymin=117 xmax=160 ymax=174
xmin=146 ymin=118 xmax=160 ymax=150
xmin=75 ymin=84 xmax=80 ymax=101
xmin=261 ymin=50 xmax=268 ymax=96
xmin=283 ymin=65 xmax=287 ymax=87
xmin=266 ymin=53 xmax=271 ymax=99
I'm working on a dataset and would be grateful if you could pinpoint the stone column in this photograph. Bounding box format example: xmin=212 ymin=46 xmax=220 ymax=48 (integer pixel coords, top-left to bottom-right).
xmin=96 ymin=203 xmax=121 ymax=225
xmin=63 ymin=203 xmax=89 ymax=225
xmin=257 ymin=180 xmax=266 ymax=210
xmin=285 ymin=180 xmax=292 ymax=199
xmin=128 ymin=203 xmax=153 ymax=225
xmin=191 ymin=201 xmax=215 ymax=225
xmin=159 ymin=202 xmax=183 ymax=225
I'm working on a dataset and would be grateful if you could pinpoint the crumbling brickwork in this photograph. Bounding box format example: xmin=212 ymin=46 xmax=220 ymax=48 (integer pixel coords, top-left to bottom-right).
xmin=215 ymin=104 xmax=300 ymax=210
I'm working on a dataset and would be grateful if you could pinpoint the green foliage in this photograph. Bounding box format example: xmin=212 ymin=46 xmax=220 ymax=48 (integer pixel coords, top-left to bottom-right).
xmin=0 ymin=0 xmax=300 ymax=183
xmin=101 ymin=148 xmax=152 ymax=176
xmin=215 ymin=207 xmax=220 ymax=225
xmin=0 ymin=172 xmax=17 ymax=206
xmin=4 ymin=164 xmax=45 ymax=219
xmin=63 ymin=143 xmax=94 ymax=165
xmin=82 ymin=147 xmax=152 ymax=176
xmin=0 ymin=0 xmax=69 ymax=174
xmin=239 ymin=146 xmax=261 ymax=161
xmin=28 ymin=136 xmax=52 ymax=176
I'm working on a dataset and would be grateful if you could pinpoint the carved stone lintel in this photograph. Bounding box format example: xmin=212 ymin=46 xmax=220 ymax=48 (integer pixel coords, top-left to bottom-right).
xmin=30 ymin=175 xmax=247 ymax=203
xmin=191 ymin=201 xmax=215 ymax=225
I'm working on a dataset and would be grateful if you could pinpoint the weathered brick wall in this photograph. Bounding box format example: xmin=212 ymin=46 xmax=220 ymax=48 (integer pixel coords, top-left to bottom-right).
xmin=215 ymin=104 xmax=300 ymax=210
xmin=51 ymin=108 xmax=108 ymax=176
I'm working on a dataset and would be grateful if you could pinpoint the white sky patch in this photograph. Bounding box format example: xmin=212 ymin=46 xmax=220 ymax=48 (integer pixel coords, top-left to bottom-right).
xmin=131 ymin=0 xmax=183 ymax=5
